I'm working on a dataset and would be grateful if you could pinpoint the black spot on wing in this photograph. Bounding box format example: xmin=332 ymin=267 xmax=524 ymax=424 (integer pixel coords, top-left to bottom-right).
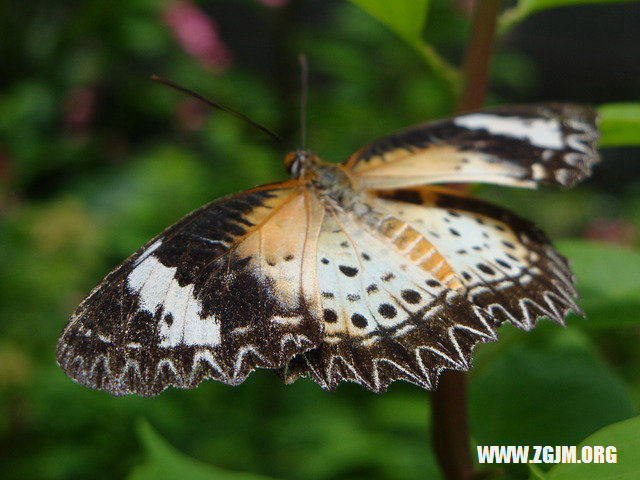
xmin=339 ymin=265 xmax=359 ymax=277
xmin=495 ymin=259 xmax=511 ymax=269
xmin=350 ymin=313 xmax=368 ymax=328
xmin=477 ymin=263 xmax=495 ymax=275
xmin=401 ymin=289 xmax=421 ymax=304
xmin=323 ymin=309 xmax=338 ymax=323
xmin=378 ymin=304 xmax=397 ymax=319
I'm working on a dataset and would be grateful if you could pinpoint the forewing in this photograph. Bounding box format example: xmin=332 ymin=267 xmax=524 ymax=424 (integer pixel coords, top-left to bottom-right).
xmin=57 ymin=182 xmax=325 ymax=396
xmin=280 ymin=208 xmax=497 ymax=393
xmin=345 ymin=103 xmax=599 ymax=190
xmin=374 ymin=187 xmax=582 ymax=330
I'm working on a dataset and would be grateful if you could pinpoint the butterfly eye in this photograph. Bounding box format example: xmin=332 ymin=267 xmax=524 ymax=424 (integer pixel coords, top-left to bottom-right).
xmin=284 ymin=151 xmax=303 ymax=178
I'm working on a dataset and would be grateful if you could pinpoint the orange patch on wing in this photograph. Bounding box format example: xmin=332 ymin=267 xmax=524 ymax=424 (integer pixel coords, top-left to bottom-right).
xmin=235 ymin=188 xmax=324 ymax=313
xmin=380 ymin=217 xmax=405 ymax=238
xmin=376 ymin=216 xmax=463 ymax=291
xmin=350 ymin=144 xmax=463 ymax=174
xmin=393 ymin=228 xmax=421 ymax=251
xmin=348 ymin=143 xmax=535 ymax=191
xmin=408 ymin=239 xmax=433 ymax=261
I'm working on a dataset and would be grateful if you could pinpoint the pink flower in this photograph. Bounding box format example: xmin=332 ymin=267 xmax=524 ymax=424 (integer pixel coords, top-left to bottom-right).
xmin=163 ymin=1 xmax=232 ymax=70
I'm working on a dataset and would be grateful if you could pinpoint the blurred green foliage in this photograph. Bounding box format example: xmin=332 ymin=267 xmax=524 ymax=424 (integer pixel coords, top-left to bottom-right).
xmin=349 ymin=0 xmax=429 ymax=44
xmin=546 ymin=416 xmax=640 ymax=479
xmin=598 ymin=103 xmax=640 ymax=147
xmin=498 ymin=0 xmax=640 ymax=33
xmin=1 ymin=1 xmax=639 ymax=479
xmin=130 ymin=419 xmax=276 ymax=480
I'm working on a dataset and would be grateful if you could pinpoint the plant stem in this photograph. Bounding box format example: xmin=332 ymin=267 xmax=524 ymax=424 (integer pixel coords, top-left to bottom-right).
xmin=431 ymin=371 xmax=474 ymax=480
xmin=458 ymin=0 xmax=503 ymax=113
xmin=431 ymin=1 xmax=502 ymax=479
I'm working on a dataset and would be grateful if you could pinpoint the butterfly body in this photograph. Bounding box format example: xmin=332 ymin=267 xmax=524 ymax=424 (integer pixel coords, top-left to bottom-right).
xmin=57 ymin=103 xmax=599 ymax=396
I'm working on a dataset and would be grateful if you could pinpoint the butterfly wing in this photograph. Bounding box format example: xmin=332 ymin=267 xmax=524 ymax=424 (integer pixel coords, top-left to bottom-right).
xmin=280 ymin=204 xmax=497 ymax=393
xmin=344 ymin=103 xmax=599 ymax=190
xmin=57 ymin=182 xmax=326 ymax=396
xmin=373 ymin=187 xmax=582 ymax=329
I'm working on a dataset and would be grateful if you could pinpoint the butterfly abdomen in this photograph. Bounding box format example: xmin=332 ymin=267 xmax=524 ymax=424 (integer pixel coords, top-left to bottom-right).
xmin=340 ymin=194 xmax=464 ymax=292
xmin=375 ymin=215 xmax=463 ymax=291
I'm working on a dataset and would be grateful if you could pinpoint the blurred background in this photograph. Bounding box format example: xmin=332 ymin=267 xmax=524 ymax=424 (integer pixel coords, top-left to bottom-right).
xmin=1 ymin=1 xmax=639 ymax=479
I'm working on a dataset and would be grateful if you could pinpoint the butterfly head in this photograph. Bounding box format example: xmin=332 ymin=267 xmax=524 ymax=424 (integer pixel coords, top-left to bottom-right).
xmin=284 ymin=149 xmax=317 ymax=179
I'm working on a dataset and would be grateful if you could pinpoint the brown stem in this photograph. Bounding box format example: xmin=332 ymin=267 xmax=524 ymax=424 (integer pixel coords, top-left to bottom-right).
xmin=431 ymin=1 xmax=502 ymax=479
xmin=458 ymin=0 xmax=503 ymax=113
xmin=431 ymin=371 xmax=474 ymax=480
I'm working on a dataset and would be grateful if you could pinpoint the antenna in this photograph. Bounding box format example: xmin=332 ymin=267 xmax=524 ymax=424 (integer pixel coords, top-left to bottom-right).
xmin=151 ymin=74 xmax=283 ymax=143
xmin=298 ymin=54 xmax=309 ymax=150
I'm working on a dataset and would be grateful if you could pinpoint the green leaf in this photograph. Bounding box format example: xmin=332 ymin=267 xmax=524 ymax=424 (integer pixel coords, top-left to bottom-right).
xmin=556 ymin=240 xmax=640 ymax=299
xmin=348 ymin=0 xmax=461 ymax=94
xmin=598 ymin=103 xmax=640 ymax=147
xmin=129 ymin=419 xmax=275 ymax=480
xmin=499 ymin=0 xmax=640 ymax=34
xmin=547 ymin=416 xmax=640 ymax=479
xmin=576 ymin=299 xmax=640 ymax=329
xmin=557 ymin=240 xmax=640 ymax=327
xmin=529 ymin=463 xmax=548 ymax=480
xmin=348 ymin=0 xmax=429 ymax=44
xmin=470 ymin=327 xmax=635 ymax=447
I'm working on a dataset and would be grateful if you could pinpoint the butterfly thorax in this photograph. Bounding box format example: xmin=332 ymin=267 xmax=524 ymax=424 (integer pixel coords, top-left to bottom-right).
xmin=285 ymin=149 xmax=363 ymax=209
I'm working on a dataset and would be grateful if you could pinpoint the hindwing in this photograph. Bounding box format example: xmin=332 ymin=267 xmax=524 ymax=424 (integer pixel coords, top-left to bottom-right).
xmin=373 ymin=187 xmax=582 ymax=329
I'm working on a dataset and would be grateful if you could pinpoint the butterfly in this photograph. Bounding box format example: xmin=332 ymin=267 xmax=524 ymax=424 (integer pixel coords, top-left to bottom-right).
xmin=57 ymin=103 xmax=599 ymax=396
